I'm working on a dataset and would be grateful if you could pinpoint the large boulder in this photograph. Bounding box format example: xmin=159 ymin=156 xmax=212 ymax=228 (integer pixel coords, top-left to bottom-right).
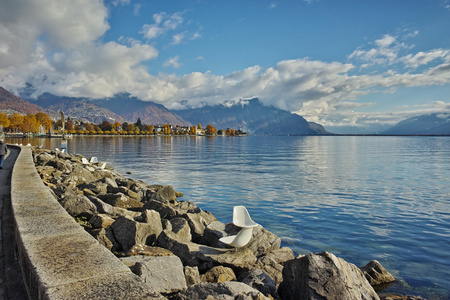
xmin=360 ymin=260 xmax=395 ymax=286
xmin=60 ymin=193 xmax=97 ymax=218
xmin=121 ymin=255 xmax=187 ymax=295
xmin=111 ymin=216 xmax=163 ymax=251
xmin=278 ymin=251 xmax=380 ymax=300
xmin=175 ymin=281 xmax=270 ymax=300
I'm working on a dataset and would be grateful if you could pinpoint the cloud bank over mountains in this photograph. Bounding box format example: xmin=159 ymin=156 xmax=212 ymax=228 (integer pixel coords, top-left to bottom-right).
xmin=1 ymin=0 xmax=450 ymax=130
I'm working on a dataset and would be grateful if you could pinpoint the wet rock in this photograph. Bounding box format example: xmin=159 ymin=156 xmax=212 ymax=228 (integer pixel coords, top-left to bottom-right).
xmin=278 ymin=251 xmax=380 ymax=300
xmin=201 ymin=266 xmax=236 ymax=283
xmin=360 ymin=260 xmax=395 ymax=286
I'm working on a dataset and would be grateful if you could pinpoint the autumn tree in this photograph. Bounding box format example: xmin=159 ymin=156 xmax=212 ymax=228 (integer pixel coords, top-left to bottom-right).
xmin=206 ymin=124 xmax=217 ymax=135
xmin=35 ymin=112 xmax=52 ymax=130
xmin=197 ymin=123 xmax=202 ymax=129
xmin=100 ymin=120 xmax=112 ymax=131
xmin=21 ymin=114 xmax=39 ymax=133
xmin=9 ymin=114 xmax=24 ymax=130
xmin=0 ymin=113 xmax=10 ymax=128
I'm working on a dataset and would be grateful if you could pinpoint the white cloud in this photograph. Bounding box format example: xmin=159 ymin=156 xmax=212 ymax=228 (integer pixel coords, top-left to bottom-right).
xmin=164 ymin=56 xmax=182 ymax=69
xmin=133 ymin=4 xmax=142 ymax=16
xmin=140 ymin=12 xmax=184 ymax=41
xmin=172 ymin=32 xmax=186 ymax=45
xmin=402 ymin=49 xmax=450 ymax=68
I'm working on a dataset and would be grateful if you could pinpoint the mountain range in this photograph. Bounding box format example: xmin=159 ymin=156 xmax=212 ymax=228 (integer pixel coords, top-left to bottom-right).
xmin=383 ymin=113 xmax=450 ymax=135
xmin=1 ymin=86 xmax=449 ymax=135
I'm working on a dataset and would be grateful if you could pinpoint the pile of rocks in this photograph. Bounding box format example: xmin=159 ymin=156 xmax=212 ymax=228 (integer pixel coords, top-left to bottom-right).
xmin=33 ymin=148 xmax=398 ymax=300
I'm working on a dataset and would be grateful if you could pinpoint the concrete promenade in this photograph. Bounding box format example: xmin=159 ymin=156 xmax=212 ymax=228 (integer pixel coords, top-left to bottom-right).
xmin=3 ymin=145 xmax=162 ymax=300
xmin=0 ymin=147 xmax=28 ymax=299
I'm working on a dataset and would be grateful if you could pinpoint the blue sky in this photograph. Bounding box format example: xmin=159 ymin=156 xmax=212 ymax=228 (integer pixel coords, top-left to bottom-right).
xmin=1 ymin=0 xmax=450 ymax=132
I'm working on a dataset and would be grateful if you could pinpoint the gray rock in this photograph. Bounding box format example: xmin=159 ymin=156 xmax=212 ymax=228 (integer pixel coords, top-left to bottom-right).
xmin=78 ymin=182 xmax=108 ymax=195
xmin=98 ymin=192 xmax=144 ymax=209
xmin=182 ymin=211 xmax=216 ymax=242
xmin=121 ymin=255 xmax=187 ymax=294
xmin=89 ymin=214 xmax=115 ymax=229
xmin=100 ymin=177 xmax=118 ymax=188
xmin=184 ymin=266 xmax=201 ymax=286
xmin=111 ymin=216 xmax=163 ymax=251
xmin=264 ymin=247 xmax=295 ymax=265
xmin=241 ymin=269 xmax=277 ymax=298
xmin=278 ymin=251 xmax=380 ymax=300
xmin=155 ymin=230 xmax=257 ymax=272
xmin=175 ymin=281 xmax=270 ymax=300
xmin=170 ymin=217 xmax=192 ymax=242
xmin=144 ymin=200 xmax=177 ymax=219
xmin=203 ymin=221 xmax=227 ymax=247
xmin=201 ymin=266 xmax=236 ymax=283
xmin=254 ymin=255 xmax=284 ymax=285
xmin=360 ymin=260 xmax=395 ymax=286
xmin=151 ymin=185 xmax=178 ymax=203
xmin=89 ymin=228 xmax=120 ymax=251
xmin=107 ymin=186 xmax=141 ymax=200
xmin=88 ymin=196 xmax=142 ymax=219
xmin=60 ymin=193 xmax=97 ymax=218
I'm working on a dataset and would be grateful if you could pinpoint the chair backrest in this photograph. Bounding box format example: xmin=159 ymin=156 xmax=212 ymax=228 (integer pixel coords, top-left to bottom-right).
xmin=228 ymin=227 xmax=254 ymax=248
xmin=233 ymin=206 xmax=258 ymax=228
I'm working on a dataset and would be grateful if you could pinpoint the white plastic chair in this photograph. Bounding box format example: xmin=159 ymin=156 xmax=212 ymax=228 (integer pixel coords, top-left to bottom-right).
xmin=233 ymin=206 xmax=258 ymax=228
xmin=219 ymin=227 xmax=254 ymax=248
xmin=81 ymin=158 xmax=90 ymax=164
xmin=90 ymin=156 xmax=98 ymax=163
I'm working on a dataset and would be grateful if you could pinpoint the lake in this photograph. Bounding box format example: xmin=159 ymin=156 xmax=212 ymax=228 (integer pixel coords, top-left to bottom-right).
xmin=10 ymin=135 xmax=450 ymax=299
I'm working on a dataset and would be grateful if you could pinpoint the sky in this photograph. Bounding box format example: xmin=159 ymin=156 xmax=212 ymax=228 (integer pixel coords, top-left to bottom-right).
xmin=1 ymin=0 xmax=450 ymax=132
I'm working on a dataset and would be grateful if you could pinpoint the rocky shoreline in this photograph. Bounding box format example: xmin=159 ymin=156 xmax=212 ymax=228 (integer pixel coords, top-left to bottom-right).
xmin=32 ymin=148 xmax=425 ymax=300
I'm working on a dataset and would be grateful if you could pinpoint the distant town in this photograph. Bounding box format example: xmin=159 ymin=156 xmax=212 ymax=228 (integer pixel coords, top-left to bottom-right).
xmin=1 ymin=112 xmax=247 ymax=137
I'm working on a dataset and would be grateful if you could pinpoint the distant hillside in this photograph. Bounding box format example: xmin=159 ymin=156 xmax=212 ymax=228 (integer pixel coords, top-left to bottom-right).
xmin=96 ymin=93 xmax=191 ymax=126
xmin=34 ymin=93 xmax=124 ymax=124
xmin=175 ymin=98 xmax=329 ymax=135
xmin=384 ymin=113 xmax=450 ymax=135
xmin=0 ymin=87 xmax=45 ymax=115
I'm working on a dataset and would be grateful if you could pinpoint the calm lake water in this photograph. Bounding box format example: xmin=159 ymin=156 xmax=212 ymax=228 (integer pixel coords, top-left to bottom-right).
xmin=10 ymin=135 xmax=450 ymax=299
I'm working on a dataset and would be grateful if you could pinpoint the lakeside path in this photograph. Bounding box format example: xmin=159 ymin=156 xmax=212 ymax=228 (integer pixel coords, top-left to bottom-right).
xmin=0 ymin=147 xmax=28 ymax=299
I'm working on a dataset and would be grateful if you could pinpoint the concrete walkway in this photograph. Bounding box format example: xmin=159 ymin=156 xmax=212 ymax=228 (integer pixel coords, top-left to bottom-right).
xmin=0 ymin=147 xmax=28 ymax=299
